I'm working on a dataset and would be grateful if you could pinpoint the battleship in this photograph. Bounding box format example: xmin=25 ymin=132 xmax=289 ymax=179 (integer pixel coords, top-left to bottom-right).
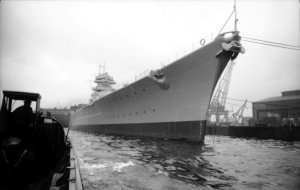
xmin=70 ymin=29 xmax=245 ymax=142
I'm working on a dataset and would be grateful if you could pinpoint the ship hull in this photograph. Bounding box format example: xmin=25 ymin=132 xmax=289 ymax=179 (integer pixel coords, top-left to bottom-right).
xmin=70 ymin=35 xmax=240 ymax=142
xmin=71 ymin=120 xmax=206 ymax=141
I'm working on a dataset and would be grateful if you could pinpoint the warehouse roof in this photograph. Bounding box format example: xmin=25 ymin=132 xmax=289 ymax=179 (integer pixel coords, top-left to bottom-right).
xmin=255 ymin=95 xmax=300 ymax=103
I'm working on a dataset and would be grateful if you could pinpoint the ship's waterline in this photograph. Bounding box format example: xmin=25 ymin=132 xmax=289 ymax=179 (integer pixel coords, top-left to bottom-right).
xmin=71 ymin=120 xmax=206 ymax=141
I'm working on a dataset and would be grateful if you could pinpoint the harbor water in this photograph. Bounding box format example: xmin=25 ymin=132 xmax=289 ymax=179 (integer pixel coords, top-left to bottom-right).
xmin=69 ymin=130 xmax=300 ymax=190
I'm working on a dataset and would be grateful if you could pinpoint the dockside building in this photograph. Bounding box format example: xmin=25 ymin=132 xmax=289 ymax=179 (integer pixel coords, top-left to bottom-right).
xmin=252 ymin=90 xmax=300 ymax=127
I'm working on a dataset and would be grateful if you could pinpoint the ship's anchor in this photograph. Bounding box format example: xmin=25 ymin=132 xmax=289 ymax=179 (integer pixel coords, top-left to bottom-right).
xmin=222 ymin=40 xmax=245 ymax=54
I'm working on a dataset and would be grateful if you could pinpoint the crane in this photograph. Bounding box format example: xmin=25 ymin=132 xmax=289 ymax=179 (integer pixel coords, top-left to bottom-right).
xmin=231 ymin=99 xmax=247 ymax=126
xmin=208 ymin=60 xmax=235 ymax=125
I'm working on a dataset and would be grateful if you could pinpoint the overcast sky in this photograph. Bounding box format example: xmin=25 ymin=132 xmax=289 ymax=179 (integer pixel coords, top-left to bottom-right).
xmin=0 ymin=0 xmax=299 ymax=116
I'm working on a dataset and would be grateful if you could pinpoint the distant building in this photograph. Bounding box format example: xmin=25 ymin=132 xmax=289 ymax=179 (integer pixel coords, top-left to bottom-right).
xmin=41 ymin=108 xmax=71 ymax=127
xmin=70 ymin=104 xmax=87 ymax=111
xmin=252 ymin=90 xmax=300 ymax=127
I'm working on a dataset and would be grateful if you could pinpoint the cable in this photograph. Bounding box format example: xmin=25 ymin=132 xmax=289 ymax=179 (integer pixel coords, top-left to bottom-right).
xmin=218 ymin=9 xmax=235 ymax=35
xmin=225 ymin=101 xmax=247 ymax=108
xmin=242 ymin=36 xmax=300 ymax=48
xmin=242 ymin=39 xmax=300 ymax=51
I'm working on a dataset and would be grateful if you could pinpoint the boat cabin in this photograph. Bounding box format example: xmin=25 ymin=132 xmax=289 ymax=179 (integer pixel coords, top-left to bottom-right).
xmin=0 ymin=91 xmax=76 ymax=190
xmin=1 ymin=91 xmax=40 ymax=129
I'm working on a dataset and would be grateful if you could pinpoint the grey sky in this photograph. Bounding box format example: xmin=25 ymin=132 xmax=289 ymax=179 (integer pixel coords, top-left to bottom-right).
xmin=0 ymin=0 xmax=299 ymax=116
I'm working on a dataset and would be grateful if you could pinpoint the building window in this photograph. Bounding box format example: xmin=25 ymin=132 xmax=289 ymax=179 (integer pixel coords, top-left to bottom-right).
xmin=267 ymin=112 xmax=280 ymax=118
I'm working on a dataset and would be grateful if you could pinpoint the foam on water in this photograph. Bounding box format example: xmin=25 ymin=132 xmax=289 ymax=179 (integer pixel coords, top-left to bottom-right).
xmin=81 ymin=160 xmax=135 ymax=172
xmin=69 ymin=130 xmax=300 ymax=190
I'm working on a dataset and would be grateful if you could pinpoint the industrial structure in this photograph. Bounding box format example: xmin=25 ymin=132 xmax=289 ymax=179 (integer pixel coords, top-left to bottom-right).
xmin=41 ymin=108 xmax=71 ymax=127
xmin=207 ymin=60 xmax=234 ymax=125
xmin=207 ymin=60 xmax=249 ymax=126
xmin=231 ymin=99 xmax=248 ymax=126
xmin=252 ymin=90 xmax=300 ymax=127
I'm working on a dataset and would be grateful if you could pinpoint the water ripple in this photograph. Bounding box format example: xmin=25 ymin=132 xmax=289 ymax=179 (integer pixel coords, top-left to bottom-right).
xmin=69 ymin=131 xmax=300 ymax=190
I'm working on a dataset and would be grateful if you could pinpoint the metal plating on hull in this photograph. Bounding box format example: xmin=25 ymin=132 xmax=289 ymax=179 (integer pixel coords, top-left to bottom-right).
xmin=71 ymin=120 xmax=206 ymax=141
xmin=70 ymin=33 xmax=244 ymax=142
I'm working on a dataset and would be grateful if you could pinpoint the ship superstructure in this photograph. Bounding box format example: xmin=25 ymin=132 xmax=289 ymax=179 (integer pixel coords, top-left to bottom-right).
xmin=90 ymin=66 xmax=116 ymax=103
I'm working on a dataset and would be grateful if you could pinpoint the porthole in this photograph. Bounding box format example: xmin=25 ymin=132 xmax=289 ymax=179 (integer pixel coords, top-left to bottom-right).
xmin=142 ymin=88 xmax=146 ymax=92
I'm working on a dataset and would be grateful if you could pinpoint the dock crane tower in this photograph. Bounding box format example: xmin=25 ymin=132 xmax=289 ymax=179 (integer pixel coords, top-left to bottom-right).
xmin=207 ymin=60 xmax=235 ymax=125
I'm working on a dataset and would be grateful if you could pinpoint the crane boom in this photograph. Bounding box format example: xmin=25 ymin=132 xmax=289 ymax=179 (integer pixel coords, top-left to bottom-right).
xmin=231 ymin=99 xmax=247 ymax=125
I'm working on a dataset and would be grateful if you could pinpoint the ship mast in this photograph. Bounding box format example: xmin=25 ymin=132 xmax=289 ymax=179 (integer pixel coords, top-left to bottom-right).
xmin=234 ymin=0 xmax=238 ymax=31
xmin=99 ymin=63 xmax=106 ymax=75
xmin=217 ymin=0 xmax=239 ymax=35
